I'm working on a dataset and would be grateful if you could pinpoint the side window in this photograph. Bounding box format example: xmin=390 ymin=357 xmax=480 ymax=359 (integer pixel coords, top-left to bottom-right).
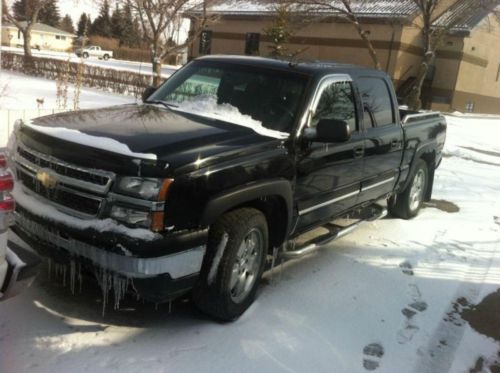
xmin=312 ymin=81 xmax=357 ymax=133
xmin=245 ymin=33 xmax=260 ymax=55
xmin=357 ymin=77 xmax=394 ymax=128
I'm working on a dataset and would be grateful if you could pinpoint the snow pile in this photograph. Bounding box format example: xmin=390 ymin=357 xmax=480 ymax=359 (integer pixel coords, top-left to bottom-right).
xmin=11 ymin=184 xmax=161 ymax=241
xmin=172 ymin=96 xmax=289 ymax=139
xmin=24 ymin=122 xmax=157 ymax=161
xmin=443 ymin=115 xmax=500 ymax=166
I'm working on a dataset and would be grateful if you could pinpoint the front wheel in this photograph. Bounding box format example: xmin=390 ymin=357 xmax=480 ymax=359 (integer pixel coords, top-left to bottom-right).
xmin=388 ymin=159 xmax=428 ymax=219
xmin=193 ymin=208 xmax=268 ymax=321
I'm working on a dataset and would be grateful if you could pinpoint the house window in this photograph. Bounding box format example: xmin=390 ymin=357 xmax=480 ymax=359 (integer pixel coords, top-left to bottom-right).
xmin=245 ymin=33 xmax=260 ymax=55
xmin=55 ymin=35 xmax=66 ymax=40
xmin=18 ymin=30 xmax=21 ymax=39
xmin=465 ymin=101 xmax=475 ymax=113
xmin=199 ymin=30 xmax=212 ymax=55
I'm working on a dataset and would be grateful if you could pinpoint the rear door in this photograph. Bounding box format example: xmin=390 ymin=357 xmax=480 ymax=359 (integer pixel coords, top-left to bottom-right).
xmin=356 ymin=76 xmax=403 ymax=203
xmin=294 ymin=75 xmax=365 ymax=232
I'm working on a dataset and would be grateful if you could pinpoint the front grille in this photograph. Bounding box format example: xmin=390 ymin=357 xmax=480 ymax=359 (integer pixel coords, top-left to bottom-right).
xmin=17 ymin=169 xmax=102 ymax=216
xmin=17 ymin=146 xmax=111 ymax=187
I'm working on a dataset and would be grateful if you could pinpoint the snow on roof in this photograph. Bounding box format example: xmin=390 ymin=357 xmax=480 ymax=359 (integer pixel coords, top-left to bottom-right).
xmin=198 ymin=0 xmax=419 ymax=18
xmin=433 ymin=0 xmax=497 ymax=33
xmin=2 ymin=22 xmax=76 ymax=37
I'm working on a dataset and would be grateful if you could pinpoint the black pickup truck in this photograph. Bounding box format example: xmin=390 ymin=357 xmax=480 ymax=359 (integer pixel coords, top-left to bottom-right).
xmin=7 ymin=56 xmax=446 ymax=320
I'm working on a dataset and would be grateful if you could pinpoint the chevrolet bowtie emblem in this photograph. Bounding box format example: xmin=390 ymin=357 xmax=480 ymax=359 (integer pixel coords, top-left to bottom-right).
xmin=36 ymin=169 xmax=58 ymax=189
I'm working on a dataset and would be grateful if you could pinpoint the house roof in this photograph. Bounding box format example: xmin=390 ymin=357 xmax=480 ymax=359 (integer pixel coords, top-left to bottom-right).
xmin=2 ymin=22 xmax=75 ymax=37
xmin=433 ymin=0 xmax=499 ymax=35
xmin=191 ymin=0 xmax=419 ymax=19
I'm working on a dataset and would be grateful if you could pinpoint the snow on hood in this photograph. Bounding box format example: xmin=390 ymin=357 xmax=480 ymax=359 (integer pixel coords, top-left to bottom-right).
xmin=12 ymin=184 xmax=161 ymax=241
xmin=24 ymin=122 xmax=158 ymax=161
xmin=171 ymin=96 xmax=289 ymax=140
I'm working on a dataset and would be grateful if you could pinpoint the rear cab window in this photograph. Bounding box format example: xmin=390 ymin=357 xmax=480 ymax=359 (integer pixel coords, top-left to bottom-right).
xmin=357 ymin=77 xmax=395 ymax=129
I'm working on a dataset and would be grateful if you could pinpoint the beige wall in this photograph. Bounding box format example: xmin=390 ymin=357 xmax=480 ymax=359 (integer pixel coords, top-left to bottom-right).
xmin=190 ymin=13 xmax=500 ymax=114
xmin=1 ymin=26 xmax=74 ymax=51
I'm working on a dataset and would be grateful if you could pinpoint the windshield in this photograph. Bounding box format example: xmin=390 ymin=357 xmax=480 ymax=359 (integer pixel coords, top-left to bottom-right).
xmin=148 ymin=61 xmax=309 ymax=138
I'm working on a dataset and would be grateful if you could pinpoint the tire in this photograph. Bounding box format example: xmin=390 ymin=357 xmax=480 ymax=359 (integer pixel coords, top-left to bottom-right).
xmin=82 ymin=52 xmax=89 ymax=58
xmin=193 ymin=208 xmax=268 ymax=321
xmin=103 ymin=54 xmax=109 ymax=60
xmin=388 ymin=159 xmax=428 ymax=219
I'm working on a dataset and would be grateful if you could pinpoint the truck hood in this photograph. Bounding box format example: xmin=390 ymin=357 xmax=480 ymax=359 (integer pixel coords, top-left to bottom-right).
xmin=19 ymin=104 xmax=284 ymax=175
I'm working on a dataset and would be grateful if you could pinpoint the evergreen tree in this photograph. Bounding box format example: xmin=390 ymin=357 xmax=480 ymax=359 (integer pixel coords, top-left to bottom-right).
xmin=76 ymin=12 xmax=88 ymax=36
xmin=13 ymin=0 xmax=59 ymax=26
xmin=38 ymin=0 xmax=59 ymax=26
xmin=120 ymin=2 xmax=141 ymax=47
xmin=59 ymin=14 xmax=74 ymax=33
xmin=90 ymin=0 xmax=112 ymax=37
xmin=110 ymin=4 xmax=124 ymax=40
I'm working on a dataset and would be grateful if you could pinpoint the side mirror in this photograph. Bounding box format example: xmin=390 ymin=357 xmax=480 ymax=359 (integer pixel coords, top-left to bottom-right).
xmin=315 ymin=119 xmax=351 ymax=142
xmin=142 ymin=86 xmax=156 ymax=102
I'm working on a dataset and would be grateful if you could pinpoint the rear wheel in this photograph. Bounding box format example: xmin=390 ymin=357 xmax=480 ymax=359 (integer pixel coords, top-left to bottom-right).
xmin=103 ymin=54 xmax=109 ymax=60
xmin=388 ymin=159 xmax=428 ymax=219
xmin=193 ymin=208 xmax=268 ymax=321
xmin=82 ymin=52 xmax=89 ymax=58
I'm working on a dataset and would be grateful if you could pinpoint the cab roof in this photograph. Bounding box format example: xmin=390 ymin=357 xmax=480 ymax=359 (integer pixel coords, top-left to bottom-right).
xmin=194 ymin=55 xmax=387 ymax=80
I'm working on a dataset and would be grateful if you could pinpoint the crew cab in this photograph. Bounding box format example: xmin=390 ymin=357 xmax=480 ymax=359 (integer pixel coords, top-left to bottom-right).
xmin=75 ymin=45 xmax=113 ymax=60
xmin=7 ymin=56 xmax=446 ymax=320
xmin=0 ymin=154 xmax=39 ymax=301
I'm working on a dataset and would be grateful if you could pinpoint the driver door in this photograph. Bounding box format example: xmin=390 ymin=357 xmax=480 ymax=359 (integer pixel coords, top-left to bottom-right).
xmin=294 ymin=76 xmax=365 ymax=233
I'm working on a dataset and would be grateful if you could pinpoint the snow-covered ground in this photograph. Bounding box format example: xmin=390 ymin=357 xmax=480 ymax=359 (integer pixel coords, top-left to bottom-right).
xmin=1 ymin=72 xmax=500 ymax=373
xmin=1 ymin=46 xmax=179 ymax=78
xmin=0 ymin=71 xmax=134 ymax=147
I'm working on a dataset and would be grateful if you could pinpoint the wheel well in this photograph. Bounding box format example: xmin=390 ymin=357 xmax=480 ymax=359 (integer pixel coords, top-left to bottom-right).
xmin=419 ymin=151 xmax=435 ymax=201
xmin=225 ymin=196 xmax=289 ymax=252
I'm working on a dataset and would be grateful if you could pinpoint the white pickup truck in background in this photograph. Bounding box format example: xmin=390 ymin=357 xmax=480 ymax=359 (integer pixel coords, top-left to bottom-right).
xmin=0 ymin=153 xmax=39 ymax=301
xmin=75 ymin=45 xmax=113 ymax=60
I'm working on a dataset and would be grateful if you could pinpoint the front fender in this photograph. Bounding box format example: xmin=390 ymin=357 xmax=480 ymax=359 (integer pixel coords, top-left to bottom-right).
xmin=200 ymin=178 xmax=293 ymax=234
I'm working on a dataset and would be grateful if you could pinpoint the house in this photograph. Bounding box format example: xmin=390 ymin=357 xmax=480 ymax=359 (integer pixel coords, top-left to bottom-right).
xmin=1 ymin=22 xmax=76 ymax=52
xmin=187 ymin=0 xmax=500 ymax=114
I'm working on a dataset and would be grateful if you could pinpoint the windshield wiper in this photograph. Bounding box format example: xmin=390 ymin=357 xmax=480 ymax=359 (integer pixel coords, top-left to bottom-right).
xmin=144 ymin=100 xmax=178 ymax=109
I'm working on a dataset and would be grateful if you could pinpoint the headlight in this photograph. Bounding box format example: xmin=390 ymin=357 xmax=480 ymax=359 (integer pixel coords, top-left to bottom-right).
xmin=114 ymin=177 xmax=162 ymax=200
xmin=110 ymin=206 xmax=151 ymax=228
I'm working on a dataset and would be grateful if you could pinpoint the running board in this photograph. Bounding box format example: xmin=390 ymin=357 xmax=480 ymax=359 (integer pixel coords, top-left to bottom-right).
xmin=281 ymin=204 xmax=387 ymax=259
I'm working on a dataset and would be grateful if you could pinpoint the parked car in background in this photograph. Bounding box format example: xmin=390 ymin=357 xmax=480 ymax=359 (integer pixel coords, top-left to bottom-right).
xmin=0 ymin=153 xmax=39 ymax=301
xmin=75 ymin=46 xmax=113 ymax=60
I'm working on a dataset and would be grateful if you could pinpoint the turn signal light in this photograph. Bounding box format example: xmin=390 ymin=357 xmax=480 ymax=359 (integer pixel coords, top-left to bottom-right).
xmin=150 ymin=179 xmax=174 ymax=232
xmin=0 ymin=172 xmax=14 ymax=192
xmin=0 ymin=195 xmax=15 ymax=212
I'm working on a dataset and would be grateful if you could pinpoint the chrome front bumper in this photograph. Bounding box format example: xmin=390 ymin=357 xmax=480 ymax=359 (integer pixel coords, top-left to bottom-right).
xmin=14 ymin=211 xmax=206 ymax=280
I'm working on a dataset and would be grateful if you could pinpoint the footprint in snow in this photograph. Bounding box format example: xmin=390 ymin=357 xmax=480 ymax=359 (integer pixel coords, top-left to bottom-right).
xmin=398 ymin=285 xmax=427 ymax=344
xmin=362 ymin=343 xmax=385 ymax=371
xmin=399 ymin=260 xmax=414 ymax=276
xmin=494 ymin=216 xmax=500 ymax=225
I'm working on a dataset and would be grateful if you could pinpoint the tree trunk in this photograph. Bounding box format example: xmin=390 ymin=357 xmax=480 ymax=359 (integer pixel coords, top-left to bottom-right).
xmin=406 ymin=51 xmax=434 ymax=111
xmin=152 ymin=59 xmax=162 ymax=87
xmin=23 ymin=29 xmax=33 ymax=57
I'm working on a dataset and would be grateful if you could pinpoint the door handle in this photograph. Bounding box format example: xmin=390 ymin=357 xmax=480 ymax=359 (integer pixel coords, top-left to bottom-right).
xmin=353 ymin=147 xmax=364 ymax=158
xmin=391 ymin=140 xmax=400 ymax=148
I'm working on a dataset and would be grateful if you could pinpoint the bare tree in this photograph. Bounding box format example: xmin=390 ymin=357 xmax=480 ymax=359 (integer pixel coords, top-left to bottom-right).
xmin=2 ymin=0 xmax=51 ymax=57
xmin=123 ymin=0 xmax=216 ymax=86
xmin=405 ymin=0 xmax=499 ymax=110
xmin=286 ymin=0 xmax=382 ymax=69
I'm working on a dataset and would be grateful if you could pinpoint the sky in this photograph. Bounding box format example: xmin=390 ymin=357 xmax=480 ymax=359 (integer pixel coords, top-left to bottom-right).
xmin=58 ymin=0 xmax=100 ymax=23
